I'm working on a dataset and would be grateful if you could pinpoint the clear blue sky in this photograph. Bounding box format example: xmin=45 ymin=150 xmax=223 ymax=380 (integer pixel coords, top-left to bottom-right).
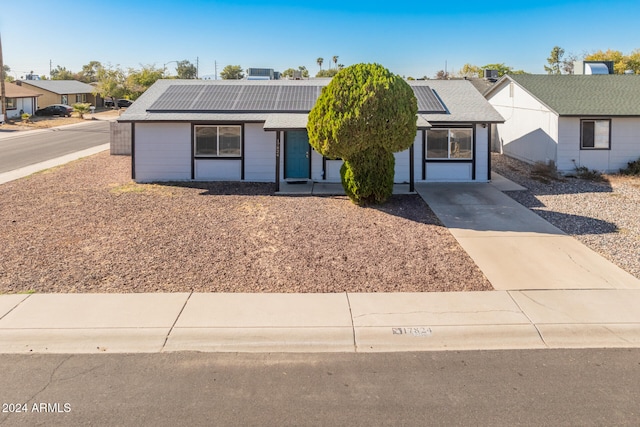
xmin=2 ymin=0 xmax=639 ymax=79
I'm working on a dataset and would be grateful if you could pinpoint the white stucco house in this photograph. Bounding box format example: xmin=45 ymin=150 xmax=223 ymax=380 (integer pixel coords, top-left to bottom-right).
xmin=118 ymin=79 xmax=503 ymax=190
xmin=485 ymin=74 xmax=640 ymax=173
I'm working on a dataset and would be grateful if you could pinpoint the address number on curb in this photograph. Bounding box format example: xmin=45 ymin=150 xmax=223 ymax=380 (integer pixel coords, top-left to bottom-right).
xmin=392 ymin=327 xmax=433 ymax=337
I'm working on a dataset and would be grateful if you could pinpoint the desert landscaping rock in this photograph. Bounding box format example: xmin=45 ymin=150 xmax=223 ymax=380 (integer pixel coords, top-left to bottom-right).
xmin=492 ymin=153 xmax=640 ymax=279
xmin=0 ymin=152 xmax=492 ymax=293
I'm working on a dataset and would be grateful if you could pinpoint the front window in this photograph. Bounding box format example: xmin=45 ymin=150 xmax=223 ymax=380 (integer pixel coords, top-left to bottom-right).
xmin=5 ymin=98 xmax=16 ymax=110
xmin=61 ymin=95 xmax=68 ymax=105
xmin=581 ymin=119 xmax=610 ymax=149
xmin=426 ymin=128 xmax=473 ymax=159
xmin=75 ymin=94 xmax=87 ymax=103
xmin=194 ymin=125 xmax=241 ymax=157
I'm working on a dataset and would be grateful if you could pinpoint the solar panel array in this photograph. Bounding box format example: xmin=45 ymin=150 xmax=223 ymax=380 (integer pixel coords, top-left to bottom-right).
xmin=413 ymin=86 xmax=447 ymax=113
xmin=148 ymin=84 xmax=447 ymax=114
xmin=148 ymin=84 xmax=324 ymax=112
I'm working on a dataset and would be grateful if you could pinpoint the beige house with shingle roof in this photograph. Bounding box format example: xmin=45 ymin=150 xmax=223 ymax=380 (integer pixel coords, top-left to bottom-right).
xmin=485 ymin=74 xmax=640 ymax=173
xmin=16 ymin=80 xmax=99 ymax=108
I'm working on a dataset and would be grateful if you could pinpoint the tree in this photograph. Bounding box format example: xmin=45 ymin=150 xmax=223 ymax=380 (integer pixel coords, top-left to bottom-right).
xmin=175 ymin=60 xmax=197 ymax=79
xmin=72 ymin=102 xmax=91 ymax=119
xmin=481 ymin=63 xmax=526 ymax=76
xmin=94 ymin=65 xmax=127 ymax=104
xmin=458 ymin=63 xmax=482 ymax=78
xmin=316 ymin=57 xmax=324 ymax=70
xmin=2 ymin=64 xmax=10 ymax=80
xmin=316 ymin=68 xmax=339 ymax=78
xmin=307 ymin=63 xmax=417 ymax=205
xmin=78 ymin=61 xmax=103 ymax=83
xmin=50 ymin=65 xmax=75 ymax=80
xmin=281 ymin=68 xmax=295 ymax=78
xmin=332 ymin=55 xmax=338 ymax=69
xmin=435 ymin=70 xmax=449 ymax=79
xmin=456 ymin=62 xmax=526 ymax=78
xmin=562 ymin=52 xmax=578 ymax=74
xmin=585 ymin=49 xmax=630 ymax=74
xmin=544 ymin=46 xmax=565 ymax=74
xmin=127 ymin=65 xmax=164 ymax=99
xmin=282 ymin=66 xmax=310 ymax=79
xmin=220 ymin=65 xmax=244 ymax=80
xmin=628 ymin=49 xmax=640 ymax=74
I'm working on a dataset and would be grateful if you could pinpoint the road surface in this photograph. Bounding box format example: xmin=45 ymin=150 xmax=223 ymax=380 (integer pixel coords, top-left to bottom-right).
xmin=1 ymin=349 xmax=638 ymax=426
xmin=0 ymin=121 xmax=110 ymax=174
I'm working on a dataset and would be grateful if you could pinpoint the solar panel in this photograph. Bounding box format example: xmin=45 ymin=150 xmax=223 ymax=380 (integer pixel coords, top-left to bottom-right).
xmin=149 ymin=85 xmax=206 ymax=110
xmin=191 ymin=85 xmax=239 ymax=110
xmin=413 ymin=86 xmax=447 ymax=113
xmin=148 ymin=83 xmax=445 ymax=114
xmin=148 ymin=84 xmax=323 ymax=113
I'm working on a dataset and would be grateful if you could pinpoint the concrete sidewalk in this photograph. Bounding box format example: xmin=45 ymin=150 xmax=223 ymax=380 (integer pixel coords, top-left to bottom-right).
xmin=2 ymin=290 xmax=640 ymax=353
xmin=1 ymin=173 xmax=639 ymax=354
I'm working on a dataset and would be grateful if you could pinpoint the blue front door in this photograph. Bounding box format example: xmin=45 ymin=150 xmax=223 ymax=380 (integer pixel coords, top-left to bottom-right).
xmin=285 ymin=131 xmax=310 ymax=179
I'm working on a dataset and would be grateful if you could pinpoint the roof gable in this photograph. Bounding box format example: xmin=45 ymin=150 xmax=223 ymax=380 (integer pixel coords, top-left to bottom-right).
xmin=492 ymin=75 xmax=640 ymax=116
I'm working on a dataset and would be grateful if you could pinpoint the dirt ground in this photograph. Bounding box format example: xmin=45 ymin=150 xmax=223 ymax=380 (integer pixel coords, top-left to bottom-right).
xmin=0 ymin=152 xmax=492 ymax=294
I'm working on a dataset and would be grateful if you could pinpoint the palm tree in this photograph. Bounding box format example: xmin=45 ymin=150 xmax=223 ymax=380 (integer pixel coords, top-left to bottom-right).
xmin=332 ymin=56 xmax=338 ymax=69
xmin=317 ymin=57 xmax=324 ymax=71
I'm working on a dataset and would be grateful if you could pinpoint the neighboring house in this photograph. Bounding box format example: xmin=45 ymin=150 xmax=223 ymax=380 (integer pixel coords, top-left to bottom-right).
xmin=118 ymin=79 xmax=503 ymax=188
xmin=3 ymin=82 xmax=43 ymax=119
xmin=16 ymin=80 xmax=99 ymax=108
xmin=485 ymin=74 xmax=640 ymax=173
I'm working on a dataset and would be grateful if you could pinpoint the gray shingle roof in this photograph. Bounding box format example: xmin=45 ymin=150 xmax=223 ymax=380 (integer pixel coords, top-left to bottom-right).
xmin=119 ymin=78 xmax=504 ymax=124
xmin=489 ymin=74 xmax=640 ymax=116
xmin=18 ymin=80 xmax=95 ymax=95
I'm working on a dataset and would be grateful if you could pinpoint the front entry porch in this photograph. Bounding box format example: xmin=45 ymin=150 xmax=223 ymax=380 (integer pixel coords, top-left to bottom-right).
xmin=276 ymin=181 xmax=415 ymax=196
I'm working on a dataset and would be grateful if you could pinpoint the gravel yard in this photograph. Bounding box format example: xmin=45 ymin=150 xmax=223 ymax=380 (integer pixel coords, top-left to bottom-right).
xmin=0 ymin=152 xmax=492 ymax=294
xmin=492 ymin=153 xmax=640 ymax=279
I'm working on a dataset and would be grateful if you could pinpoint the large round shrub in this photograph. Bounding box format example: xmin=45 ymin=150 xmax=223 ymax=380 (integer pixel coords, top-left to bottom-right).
xmin=307 ymin=63 xmax=417 ymax=205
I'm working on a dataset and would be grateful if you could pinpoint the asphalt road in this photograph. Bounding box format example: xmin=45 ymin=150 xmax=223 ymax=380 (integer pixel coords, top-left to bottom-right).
xmin=0 ymin=349 xmax=638 ymax=426
xmin=0 ymin=121 xmax=110 ymax=174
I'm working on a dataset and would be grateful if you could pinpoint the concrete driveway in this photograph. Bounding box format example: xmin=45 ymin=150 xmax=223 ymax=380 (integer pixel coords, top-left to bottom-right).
xmin=415 ymin=181 xmax=640 ymax=291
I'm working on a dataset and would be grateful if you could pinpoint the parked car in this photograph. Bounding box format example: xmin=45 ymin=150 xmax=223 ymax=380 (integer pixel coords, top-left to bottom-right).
xmin=104 ymin=99 xmax=133 ymax=108
xmin=34 ymin=104 xmax=73 ymax=117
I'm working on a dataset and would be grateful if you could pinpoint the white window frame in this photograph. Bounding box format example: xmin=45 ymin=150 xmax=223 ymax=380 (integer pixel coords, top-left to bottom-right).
xmin=580 ymin=119 xmax=611 ymax=150
xmin=194 ymin=125 xmax=242 ymax=158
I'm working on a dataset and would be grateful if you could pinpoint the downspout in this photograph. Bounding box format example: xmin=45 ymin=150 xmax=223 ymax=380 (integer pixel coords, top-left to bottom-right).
xmin=275 ymin=131 xmax=281 ymax=192
xmin=409 ymin=142 xmax=414 ymax=192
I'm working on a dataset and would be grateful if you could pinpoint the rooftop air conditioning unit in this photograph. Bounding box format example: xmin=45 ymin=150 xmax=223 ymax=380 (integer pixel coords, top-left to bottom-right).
xmin=483 ymin=69 xmax=499 ymax=81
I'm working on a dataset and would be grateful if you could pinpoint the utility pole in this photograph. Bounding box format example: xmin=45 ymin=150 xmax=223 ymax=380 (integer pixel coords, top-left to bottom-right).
xmin=49 ymin=59 xmax=52 ymax=78
xmin=196 ymin=57 xmax=199 ymax=79
xmin=215 ymin=61 xmax=218 ymax=80
xmin=0 ymin=33 xmax=6 ymax=121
